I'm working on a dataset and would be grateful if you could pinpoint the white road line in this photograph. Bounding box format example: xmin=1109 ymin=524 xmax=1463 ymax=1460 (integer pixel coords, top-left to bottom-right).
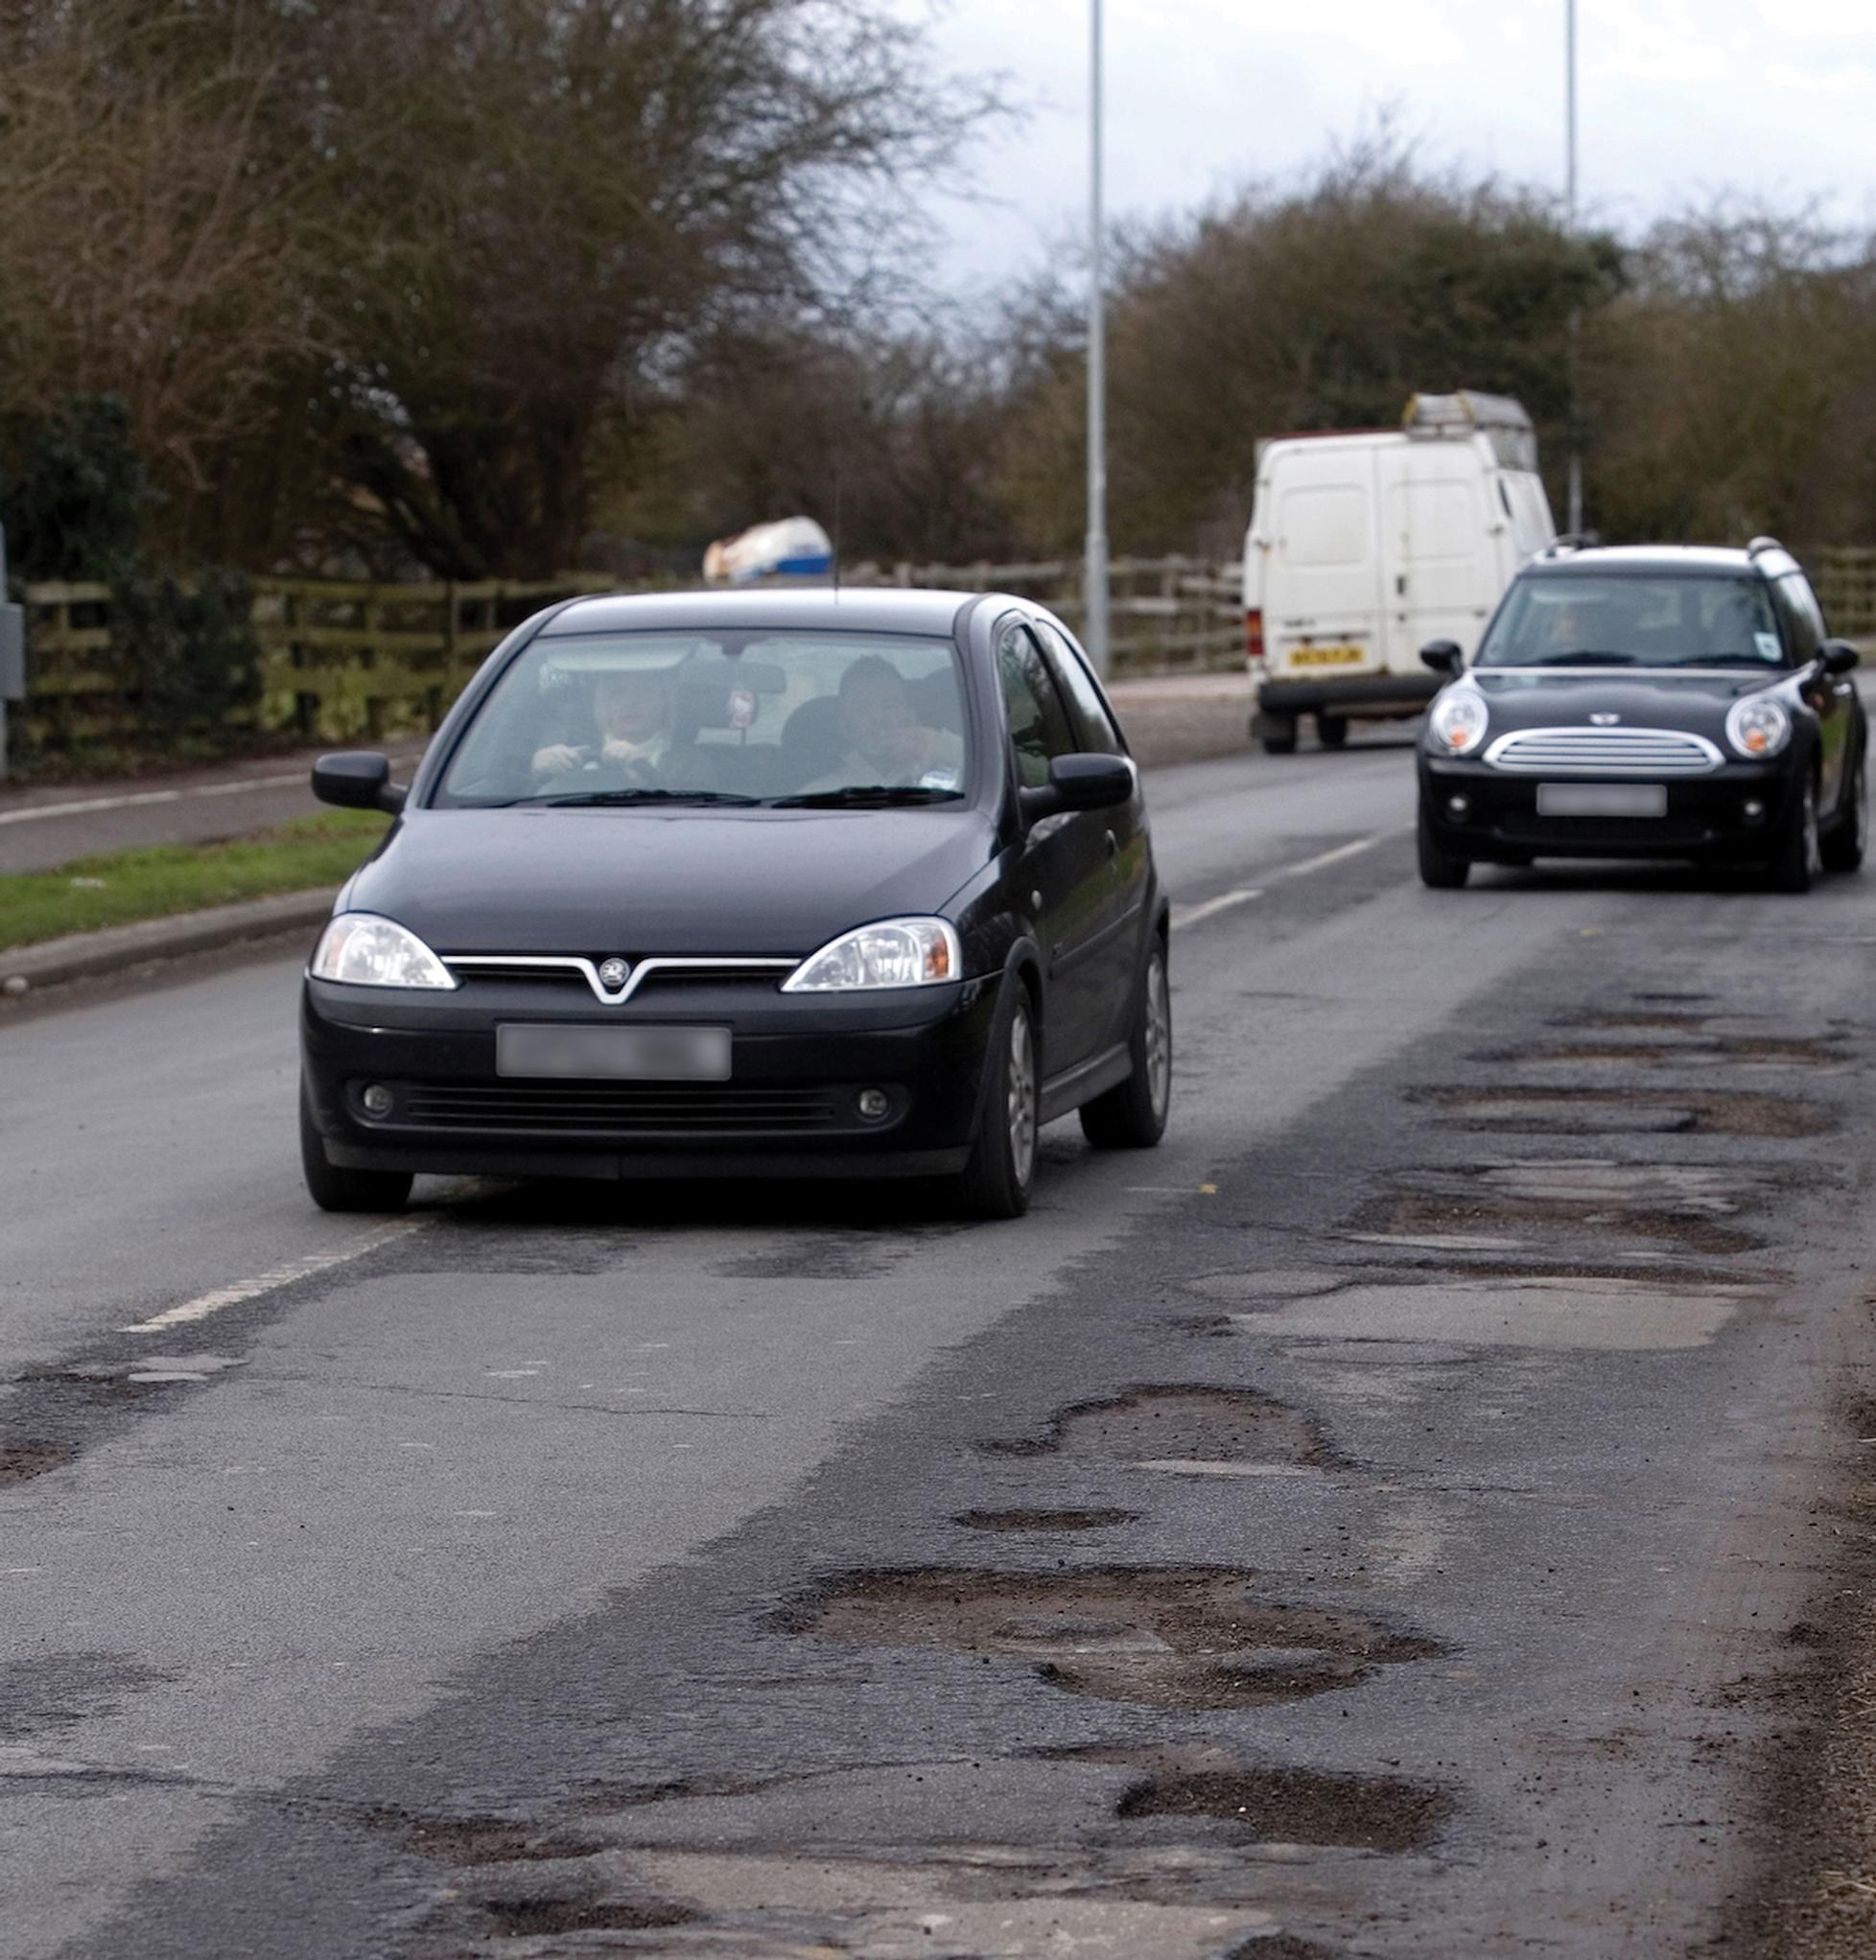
xmin=0 ymin=770 xmax=305 ymax=828
xmin=1275 ymin=831 xmax=1391 ymax=879
xmin=1170 ymin=887 xmax=1262 ymax=931
xmin=120 ymin=1218 xmax=429 ymax=1335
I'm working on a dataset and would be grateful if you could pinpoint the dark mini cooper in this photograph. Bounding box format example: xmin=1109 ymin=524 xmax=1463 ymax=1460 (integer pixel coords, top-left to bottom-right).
xmin=298 ymin=589 xmax=1170 ymax=1219
xmin=1418 ymin=540 xmax=1866 ymax=892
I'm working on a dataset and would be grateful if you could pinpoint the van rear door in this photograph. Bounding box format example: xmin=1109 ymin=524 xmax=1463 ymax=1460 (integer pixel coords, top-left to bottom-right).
xmin=1376 ymin=444 xmax=1498 ymax=670
xmin=1258 ymin=444 xmax=1384 ymax=683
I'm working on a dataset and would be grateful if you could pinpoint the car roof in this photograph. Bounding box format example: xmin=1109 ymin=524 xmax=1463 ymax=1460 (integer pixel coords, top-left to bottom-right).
xmin=538 ymin=585 xmax=988 ymax=639
xmin=1524 ymin=544 xmax=1798 ymax=581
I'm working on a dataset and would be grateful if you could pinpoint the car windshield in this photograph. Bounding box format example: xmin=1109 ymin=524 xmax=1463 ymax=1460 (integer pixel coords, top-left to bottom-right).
xmin=435 ymin=629 xmax=970 ymax=809
xmin=1474 ymin=574 xmax=1786 ymax=670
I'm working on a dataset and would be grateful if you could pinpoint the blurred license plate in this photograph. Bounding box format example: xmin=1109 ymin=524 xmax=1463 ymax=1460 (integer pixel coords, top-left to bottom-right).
xmin=1286 ymin=644 xmax=1366 ymax=668
xmin=1536 ymin=783 xmax=1668 ymax=818
xmin=497 ymin=1023 xmax=732 ymax=1081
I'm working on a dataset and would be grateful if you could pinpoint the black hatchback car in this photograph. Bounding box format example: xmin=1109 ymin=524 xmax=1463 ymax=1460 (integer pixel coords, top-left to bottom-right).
xmin=299 ymin=589 xmax=1170 ymax=1219
xmin=1418 ymin=541 xmax=1866 ymax=892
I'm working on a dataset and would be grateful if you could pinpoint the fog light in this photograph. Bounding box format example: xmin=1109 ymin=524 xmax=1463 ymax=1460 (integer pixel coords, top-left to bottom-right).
xmin=1743 ymin=798 xmax=1766 ymax=823
xmin=856 ymin=1087 xmax=890 ymax=1122
xmin=1446 ymin=794 xmax=1470 ymax=822
xmin=362 ymin=1083 xmax=394 ymax=1117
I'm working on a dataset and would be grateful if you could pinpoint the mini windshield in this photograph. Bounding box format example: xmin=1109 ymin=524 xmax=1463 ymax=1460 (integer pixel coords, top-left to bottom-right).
xmin=436 ymin=630 xmax=969 ymax=808
xmin=1475 ymin=574 xmax=1786 ymax=669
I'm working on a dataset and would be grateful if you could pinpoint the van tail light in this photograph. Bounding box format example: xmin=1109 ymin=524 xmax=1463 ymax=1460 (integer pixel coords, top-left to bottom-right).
xmin=1245 ymin=609 xmax=1266 ymax=665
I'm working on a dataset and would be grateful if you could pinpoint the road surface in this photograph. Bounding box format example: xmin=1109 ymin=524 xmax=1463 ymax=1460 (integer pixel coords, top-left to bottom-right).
xmin=2 ymin=725 xmax=1871 ymax=1958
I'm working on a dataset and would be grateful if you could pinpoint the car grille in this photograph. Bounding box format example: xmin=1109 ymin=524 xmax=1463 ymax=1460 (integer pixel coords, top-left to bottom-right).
xmin=1483 ymin=727 xmax=1723 ymax=774
xmin=396 ymin=1082 xmax=842 ymax=1134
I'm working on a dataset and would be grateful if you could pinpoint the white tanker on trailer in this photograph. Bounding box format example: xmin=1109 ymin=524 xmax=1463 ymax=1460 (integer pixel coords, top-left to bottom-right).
xmin=1242 ymin=392 xmax=1557 ymax=753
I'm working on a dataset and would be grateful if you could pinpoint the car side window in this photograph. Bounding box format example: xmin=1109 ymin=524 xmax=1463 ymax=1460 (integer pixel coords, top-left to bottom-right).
xmin=998 ymin=623 xmax=1078 ymax=790
xmin=1032 ymin=619 xmax=1124 ymax=755
xmin=1779 ymin=574 xmax=1828 ymax=660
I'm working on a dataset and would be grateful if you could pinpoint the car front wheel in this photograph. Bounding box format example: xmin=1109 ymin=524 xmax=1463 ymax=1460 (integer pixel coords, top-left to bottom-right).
xmin=955 ymin=985 xmax=1039 ymax=1219
xmin=300 ymin=1084 xmax=412 ymax=1214
xmin=1417 ymin=802 xmax=1470 ymax=889
xmin=1080 ymin=941 xmax=1171 ymax=1149
xmin=1821 ymin=749 xmax=1867 ymax=875
xmin=1767 ymin=774 xmax=1822 ymax=894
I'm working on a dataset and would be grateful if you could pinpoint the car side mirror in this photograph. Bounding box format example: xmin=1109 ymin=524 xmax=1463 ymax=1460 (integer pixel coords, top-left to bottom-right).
xmin=1822 ymin=638 xmax=1861 ymax=676
xmin=1020 ymin=752 xmax=1135 ymax=822
xmin=1420 ymin=640 xmax=1464 ymax=676
xmin=312 ymin=751 xmax=407 ymax=814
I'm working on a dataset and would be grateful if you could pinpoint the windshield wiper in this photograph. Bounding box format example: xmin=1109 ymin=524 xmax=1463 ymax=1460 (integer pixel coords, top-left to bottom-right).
xmin=538 ymin=788 xmax=762 ymax=807
xmin=1527 ymin=650 xmax=1636 ymax=666
xmin=767 ymin=785 xmax=962 ymax=808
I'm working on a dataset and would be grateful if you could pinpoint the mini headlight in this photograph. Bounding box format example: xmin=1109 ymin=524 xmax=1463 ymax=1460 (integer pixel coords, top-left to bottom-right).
xmin=1429 ymin=687 xmax=1489 ymax=757
xmin=310 ymin=913 xmax=456 ymax=989
xmin=1725 ymin=694 xmax=1792 ymax=759
xmin=783 ymin=917 xmax=961 ymax=992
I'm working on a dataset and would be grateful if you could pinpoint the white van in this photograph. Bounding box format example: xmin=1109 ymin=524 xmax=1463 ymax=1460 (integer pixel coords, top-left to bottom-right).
xmin=1242 ymin=392 xmax=1556 ymax=753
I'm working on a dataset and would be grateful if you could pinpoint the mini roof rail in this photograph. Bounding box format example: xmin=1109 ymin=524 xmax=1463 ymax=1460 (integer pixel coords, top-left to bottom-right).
xmin=1747 ymin=535 xmax=1785 ymax=557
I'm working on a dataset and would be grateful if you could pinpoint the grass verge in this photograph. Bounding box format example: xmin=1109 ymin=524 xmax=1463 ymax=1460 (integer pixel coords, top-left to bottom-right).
xmin=0 ymin=810 xmax=389 ymax=951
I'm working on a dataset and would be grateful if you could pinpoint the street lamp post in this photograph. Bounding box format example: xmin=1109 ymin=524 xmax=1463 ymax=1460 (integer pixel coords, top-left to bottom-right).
xmin=1085 ymin=0 xmax=1111 ymax=675
xmin=1565 ymin=0 xmax=1583 ymax=535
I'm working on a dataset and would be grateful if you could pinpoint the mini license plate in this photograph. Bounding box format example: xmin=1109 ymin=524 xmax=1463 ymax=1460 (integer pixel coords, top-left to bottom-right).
xmin=1536 ymin=782 xmax=1668 ymax=818
xmin=1284 ymin=644 xmax=1367 ymax=668
xmin=497 ymin=1023 xmax=732 ymax=1082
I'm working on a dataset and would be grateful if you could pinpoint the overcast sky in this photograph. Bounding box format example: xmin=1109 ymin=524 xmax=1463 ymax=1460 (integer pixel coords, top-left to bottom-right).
xmin=903 ymin=0 xmax=1876 ymax=294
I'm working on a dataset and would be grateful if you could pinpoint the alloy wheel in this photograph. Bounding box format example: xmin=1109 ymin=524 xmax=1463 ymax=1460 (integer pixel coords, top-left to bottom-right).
xmin=1007 ymin=1005 xmax=1038 ymax=1188
xmin=1144 ymin=951 xmax=1172 ymax=1124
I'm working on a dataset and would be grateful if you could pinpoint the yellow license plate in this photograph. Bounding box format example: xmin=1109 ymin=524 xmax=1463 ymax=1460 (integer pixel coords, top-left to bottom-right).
xmin=1284 ymin=644 xmax=1368 ymax=668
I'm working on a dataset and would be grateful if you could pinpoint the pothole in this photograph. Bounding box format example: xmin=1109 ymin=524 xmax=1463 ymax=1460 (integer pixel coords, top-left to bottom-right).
xmin=1357 ymin=1191 xmax=1757 ymax=1258
xmin=787 ymin=1568 xmax=1442 ymax=1709
xmin=1423 ymin=1085 xmax=1832 ymax=1138
xmin=1112 ymin=1760 xmax=1450 ymax=1853
xmin=1226 ymin=1939 xmax=1347 ymax=1960
xmin=481 ymin=1892 xmax=697 ymax=1936
xmin=365 ymin=1808 xmax=603 ymax=1866
xmin=957 ymin=1508 xmax=1137 ymax=1532
xmin=0 ymin=1442 xmax=76 ymax=1485
xmin=980 ymin=1386 xmax=1337 ymax=1469
xmin=1485 ymin=1038 xmax=1843 ymax=1069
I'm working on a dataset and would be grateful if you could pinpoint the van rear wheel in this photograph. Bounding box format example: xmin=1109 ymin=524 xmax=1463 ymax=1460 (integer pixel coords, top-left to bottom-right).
xmin=1257 ymin=714 xmax=1298 ymax=756
xmin=1317 ymin=714 xmax=1348 ymax=748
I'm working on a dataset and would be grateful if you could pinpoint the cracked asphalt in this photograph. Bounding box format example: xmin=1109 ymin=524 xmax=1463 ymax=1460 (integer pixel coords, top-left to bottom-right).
xmin=4 ymin=727 xmax=1876 ymax=1957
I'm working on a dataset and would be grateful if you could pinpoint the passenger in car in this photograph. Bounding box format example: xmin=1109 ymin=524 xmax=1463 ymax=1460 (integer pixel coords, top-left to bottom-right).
xmin=806 ymin=657 xmax=965 ymax=789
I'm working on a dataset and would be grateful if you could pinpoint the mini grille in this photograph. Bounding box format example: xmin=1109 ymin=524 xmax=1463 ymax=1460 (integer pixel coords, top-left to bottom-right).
xmin=398 ymin=1082 xmax=840 ymax=1134
xmin=1483 ymin=726 xmax=1722 ymax=774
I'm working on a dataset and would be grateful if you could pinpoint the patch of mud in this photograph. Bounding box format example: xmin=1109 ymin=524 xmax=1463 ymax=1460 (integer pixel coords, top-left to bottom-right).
xmin=0 ymin=1441 xmax=76 ymax=1485
xmin=1116 ymin=1764 xmax=1449 ymax=1853
xmin=956 ymin=1508 xmax=1137 ymax=1532
xmin=787 ymin=1567 xmax=1442 ymax=1710
xmin=1358 ymin=1190 xmax=1758 ymax=1258
xmin=365 ymin=1808 xmax=603 ymax=1866
xmin=480 ymin=1891 xmax=696 ymax=1936
xmin=1423 ymin=1085 xmax=1832 ymax=1138
xmin=980 ymin=1386 xmax=1338 ymax=1469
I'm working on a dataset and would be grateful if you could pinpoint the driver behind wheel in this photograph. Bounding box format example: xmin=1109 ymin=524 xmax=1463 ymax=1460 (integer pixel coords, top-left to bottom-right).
xmin=531 ymin=668 xmax=678 ymax=785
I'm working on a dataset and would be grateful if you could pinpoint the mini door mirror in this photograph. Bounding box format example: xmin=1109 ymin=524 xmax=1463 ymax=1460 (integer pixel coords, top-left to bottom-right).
xmin=1020 ymin=752 xmax=1135 ymax=821
xmin=1822 ymin=638 xmax=1861 ymax=676
xmin=1420 ymin=640 xmax=1464 ymax=675
xmin=312 ymin=751 xmax=407 ymax=813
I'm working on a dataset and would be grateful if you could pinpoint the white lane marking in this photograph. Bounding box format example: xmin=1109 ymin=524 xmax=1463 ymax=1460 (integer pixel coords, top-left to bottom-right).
xmin=120 ymin=1218 xmax=429 ymax=1334
xmin=1170 ymin=887 xmax=1262 ymax=931
xmin=1275 ymin=831 xmax=1390 ymax=879
xmin=0 ymin=770 xmax=305 ymax=828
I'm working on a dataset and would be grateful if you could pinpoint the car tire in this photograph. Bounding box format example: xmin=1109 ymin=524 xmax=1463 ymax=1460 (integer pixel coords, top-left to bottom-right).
xmin=1260 ymin=716 xmax=1298 ymax=757
xmin=300 ymin=1084 xmax=412 ymax=1214
xmin=954 ymin=984 xmax=1039 ymax=1220
xmin=1080 ymin=940 xmax=1171 ymax=1150
xmin=1417 ymin=803 xmax=1470 ymax=889
xmin=1821 ymin=749 xmax=1867 ymax=874
xmin=1317 ymin=714 xmax=1348 ymax=748
xmin=1766 ymin=773 xmax=1822 ymax=895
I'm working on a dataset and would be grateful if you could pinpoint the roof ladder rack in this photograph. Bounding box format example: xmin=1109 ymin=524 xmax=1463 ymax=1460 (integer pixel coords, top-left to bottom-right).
xmin=1747 ymin=535 xmax=1785 ymax=557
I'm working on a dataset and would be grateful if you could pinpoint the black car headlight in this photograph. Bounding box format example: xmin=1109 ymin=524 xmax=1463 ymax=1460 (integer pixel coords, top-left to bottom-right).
xmin=1725 ymin=695 xmax=1792 ymax=759
xmin=1428 ymin=687 xmax=1489 ymax=757
xmin=310 ymin=912 xmax=457 ymax=989
xmin=783 ymin=918 xmax=961 ymax=992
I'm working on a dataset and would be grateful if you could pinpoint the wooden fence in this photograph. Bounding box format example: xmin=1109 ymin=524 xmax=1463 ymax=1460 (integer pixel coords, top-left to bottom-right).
xmin=1808 ymin=548 xmax=1876 ymax=638
xmin=13 ymin=557 xmax=1243 ymax=759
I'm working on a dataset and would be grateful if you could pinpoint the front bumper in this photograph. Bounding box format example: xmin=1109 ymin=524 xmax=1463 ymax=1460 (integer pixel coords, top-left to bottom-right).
xmin=1419 ymin=755 xmax=1798 ymax=861
xmin=301 ymin=971 xmax=999 ymax=1181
